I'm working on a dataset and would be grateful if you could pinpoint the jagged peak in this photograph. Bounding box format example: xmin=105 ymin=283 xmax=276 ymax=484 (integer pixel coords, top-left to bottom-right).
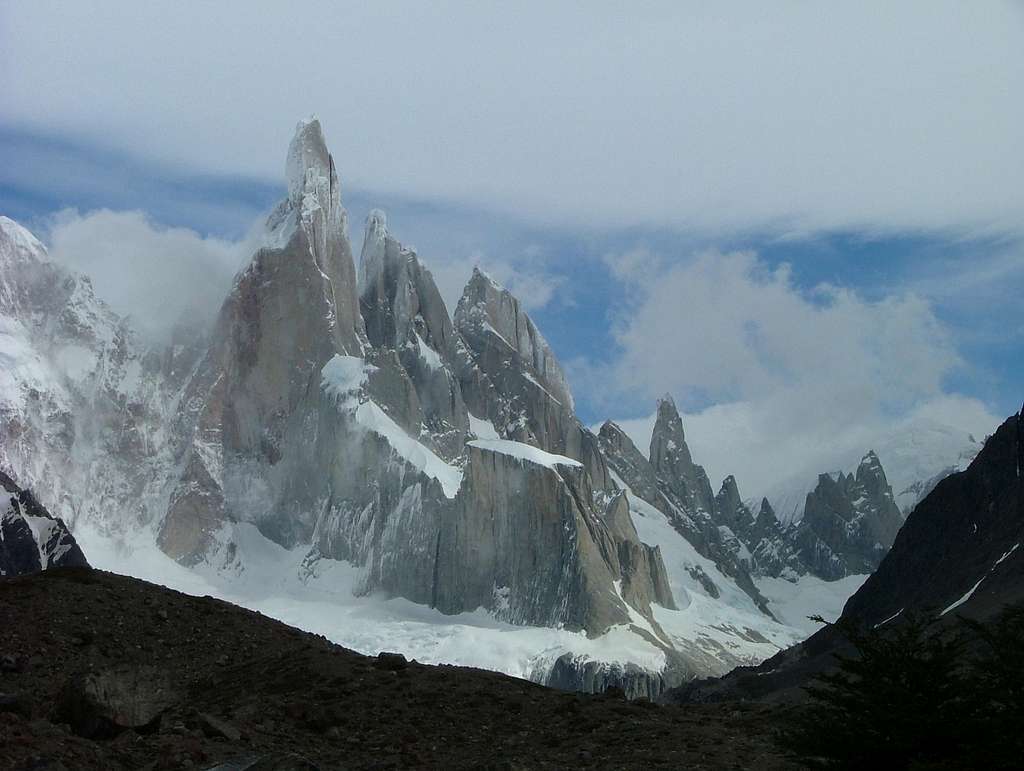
xmin=856 ymin=450 xmax=892 ymax=490
xmin=470 ymin=265 xmax=503 ymax=290
xmin=455 ymin=265 xmax=575 ymax=411
xmin=285 ymin=117 xmax=334 ymax=203
xmin=359 ymin=209 xmax=424 ymax=294
xmin=861 ymin=449 xmax=881 ymax=464
xmin=456 ymin=267 xmax=500 ymax=310
xmin=716 ymin=475 xmax=742 ymax=515
xmin=653 ymin=395 xmax=684 ymax=438
xmin=656 ymin=393 xmax=677 ymax=411
xmin=365 ymin=208 xmax=388 ymax=235
xmin=597 ymin=420 xmax=642 ymax=454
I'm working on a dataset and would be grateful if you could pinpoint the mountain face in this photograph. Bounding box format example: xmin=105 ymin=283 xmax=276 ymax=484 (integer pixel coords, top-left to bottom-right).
xmin=4 ymin=121 xmax=799 ymax=693
xmin=0 ymin=118 xmax=967 ymax=693
xmin=765 ymin=419 xmax=983 ymax=525
xmin=0 ymin=215 xmax=190 ymax=536
xmin=600 ymin=400 xmax=772 ymax=616
xmin=1 ymin=469 xmax=88 ymax=576
xmin=600 ymin=402 xmax=903 ymax=598
xmin=671 ymin=405 xmax=1023 ymax=705
xmin=788 ymin=452 xmax=903 ymax=580
xmin=153 ymin=119 xmax=669 ymax=642
xmin=842 ymin=406 xmax=1023 ymax=625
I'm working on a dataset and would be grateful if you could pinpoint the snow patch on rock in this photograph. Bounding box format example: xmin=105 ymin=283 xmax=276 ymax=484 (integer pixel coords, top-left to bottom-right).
xmin=468 ymin=439 xmax=582 ymax=470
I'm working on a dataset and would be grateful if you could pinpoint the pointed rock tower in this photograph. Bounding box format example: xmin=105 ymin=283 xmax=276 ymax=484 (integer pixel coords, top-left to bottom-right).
xmin=159 ymin=118 xmax=369 ymax=563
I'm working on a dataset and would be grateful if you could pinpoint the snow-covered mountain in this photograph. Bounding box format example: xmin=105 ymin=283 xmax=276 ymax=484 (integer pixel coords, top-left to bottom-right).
xmin=0 ymin=118 xmax=968 ymax=695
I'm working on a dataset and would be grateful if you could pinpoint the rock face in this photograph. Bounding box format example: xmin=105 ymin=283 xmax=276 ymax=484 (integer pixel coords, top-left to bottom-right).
xmin=668 ymin=405 xmax=1024 ymax=705
xmin=599 ymin=399 xmax=772 ymax=615
xmin=0 ymin=215 xmax=190 ymax=537
xmin=454 ymin=268 xmax=612 ymax=492
xmin=842 ymin=407 xmax=1024 ymax=626
xmin=0 ymin=469 xmax=88 ymax=576
xmin=599 ymin=400 xmax=906 ymax=589
xmin=789 ymin=451 xmax=903 ymax=580
xmin=159 ymin=118 xmax=368 ymax=564
xmin=55 ymin=665 xmax=179 ymax=738
xmin=150 ymin=119 xmax=674 ymax=642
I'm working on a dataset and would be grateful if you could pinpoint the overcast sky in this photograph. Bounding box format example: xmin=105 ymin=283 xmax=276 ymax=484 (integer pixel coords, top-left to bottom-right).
xmin=2 ymin=1 xmax=1021 ymax=499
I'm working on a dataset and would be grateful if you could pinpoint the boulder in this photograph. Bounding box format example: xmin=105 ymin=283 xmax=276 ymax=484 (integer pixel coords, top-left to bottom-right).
xmin=54 ymin=665 xmax=179 ymax=738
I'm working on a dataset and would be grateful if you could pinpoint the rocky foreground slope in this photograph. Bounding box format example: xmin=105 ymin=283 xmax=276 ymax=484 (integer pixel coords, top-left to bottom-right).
xmin=0 ymin=568 xmax=798 ymax=770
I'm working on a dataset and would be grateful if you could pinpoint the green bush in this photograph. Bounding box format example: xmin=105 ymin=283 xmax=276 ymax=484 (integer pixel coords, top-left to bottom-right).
xmin=779 ymin=603 xmax=1024 ymax=769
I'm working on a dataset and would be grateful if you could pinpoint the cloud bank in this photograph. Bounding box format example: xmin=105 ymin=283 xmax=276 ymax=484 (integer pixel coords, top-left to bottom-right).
xmin=587 ymin=250 xmax=1001 ymax=499
xmin=45 ymin=210 xmax=253 ymax=340
xmin=4 ymin=1 xmax=1022 ymax=236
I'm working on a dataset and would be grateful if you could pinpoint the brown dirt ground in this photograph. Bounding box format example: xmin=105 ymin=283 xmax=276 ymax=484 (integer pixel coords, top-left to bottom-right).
xmin=0 ymin=568 xmax=802 ymax=770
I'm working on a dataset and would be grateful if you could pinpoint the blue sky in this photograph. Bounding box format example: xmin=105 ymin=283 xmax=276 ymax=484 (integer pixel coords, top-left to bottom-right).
xmin=2 ymin=1 xmax=1021 ymax=496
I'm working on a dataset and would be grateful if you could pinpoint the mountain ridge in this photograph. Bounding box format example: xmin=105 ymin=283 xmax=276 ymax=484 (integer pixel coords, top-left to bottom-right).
xmin=0 ymin=119 xmax=986 ymax=694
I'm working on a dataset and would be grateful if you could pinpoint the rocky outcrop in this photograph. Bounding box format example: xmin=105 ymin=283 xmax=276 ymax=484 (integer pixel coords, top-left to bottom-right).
xmin=55 ymin=664 xmax=180 ymax=738
xmin=151 ymin=120 xmax=674 ymax=642
xmin=788 ymin=451 xmax=903 ymax=580
xmin=453 ymin=269 xmax=612 ymax=492
xmin=649 ymin=396 xmax=717 ymax=519
xmin=842 ymin=406 xmax=1024 ymax=625
xmin=599 ymin=398 xmax=772 ymax=615
xmin=598 ymin=421 xmax=660 ymax=504
xmin=545 ymin=653 xmax=686 ymax=701
xmin=0 ymin=469 xmax=88 ymax=576
xmin=435 ymin=444 xmax=674 ymax=635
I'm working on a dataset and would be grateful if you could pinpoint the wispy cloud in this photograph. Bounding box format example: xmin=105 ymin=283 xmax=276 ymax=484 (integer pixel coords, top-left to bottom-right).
xmin=583 ymin=247 xmax=1001 ymax=497
xmin=3 ymin=1 xmax=1022 ymax=237
xmin=43 ymin=209 xmax=258 ymax=341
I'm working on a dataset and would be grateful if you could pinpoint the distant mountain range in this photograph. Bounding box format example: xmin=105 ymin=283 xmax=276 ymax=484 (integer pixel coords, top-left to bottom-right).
xmin=670 ymin=402 xmax=1023 ymax=704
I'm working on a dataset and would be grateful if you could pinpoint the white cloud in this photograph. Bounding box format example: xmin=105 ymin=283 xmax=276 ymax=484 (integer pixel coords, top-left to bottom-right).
xmin=44 ymin=207 xmax=563 ymax=347
xmin=590 ymin=250 xmax=1001 ymax=500
xmin=45 ymin=209 xmax=254 ymax=340
xmin=4 ymin=1 xmax=1022 ymax=237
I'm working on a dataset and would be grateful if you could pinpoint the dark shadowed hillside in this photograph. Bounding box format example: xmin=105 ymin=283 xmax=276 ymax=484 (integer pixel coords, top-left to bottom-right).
xmin=0 ymin=568 xmax=801 ymax=770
